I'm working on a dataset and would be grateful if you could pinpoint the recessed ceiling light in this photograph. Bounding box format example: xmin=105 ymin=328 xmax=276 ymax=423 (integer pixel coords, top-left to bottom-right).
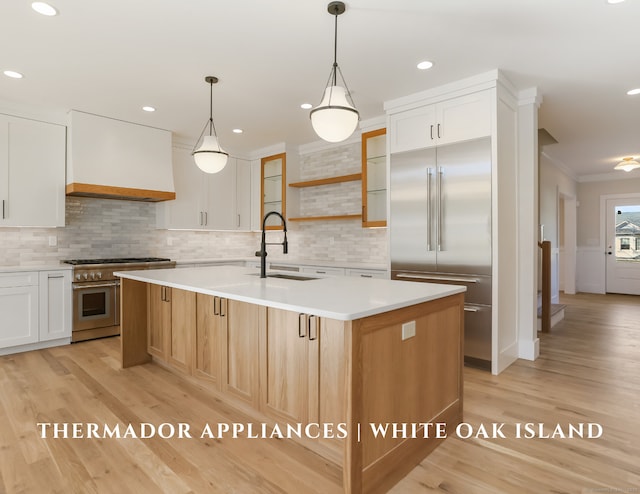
xmin=627 ymin=88 xmax=640 ymax=96
xmin=417 ymin=61 xmax=434 ymax=70
xmin=606 ymin=0 xmax=625 ymax=4
xmin=232 ymin=128 xmax=243 ymax=134
xmin=300 ymin=103 xmax=313 ymax=110
xmin=3 ymin=70 xmax=23 ymax=79
xmin=31 ymin=2 xmax=58 ymax=16
xmin=142 ymin=106 xmax=156 ymax=112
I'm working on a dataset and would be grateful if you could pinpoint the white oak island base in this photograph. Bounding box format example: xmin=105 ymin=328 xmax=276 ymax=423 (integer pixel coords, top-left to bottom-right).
xmin=120 ymin=277 xmax=463 ymax=493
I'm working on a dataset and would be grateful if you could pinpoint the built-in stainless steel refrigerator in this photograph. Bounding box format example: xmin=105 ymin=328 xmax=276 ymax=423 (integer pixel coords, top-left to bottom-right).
xmin=390 ymin=136 xmax=492 ymax=368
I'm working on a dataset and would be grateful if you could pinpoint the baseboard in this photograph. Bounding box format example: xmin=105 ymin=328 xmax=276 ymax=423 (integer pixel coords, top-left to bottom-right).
xmin=518 ymin=337 xmax=539 ymax=361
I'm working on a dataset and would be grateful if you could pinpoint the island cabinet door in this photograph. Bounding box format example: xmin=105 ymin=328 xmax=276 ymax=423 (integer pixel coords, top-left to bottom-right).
xmin=194 ymin=293 xmax=223 ymax=389
xmin=147 ymin=284 xmax=171 ymax=361
xmin=260 ymin=308 xmax=312 ymax=423
xmin=220 ymin=299 xmax=262 ymax=408
xmin=308 ymin=317 xmax=348 ymax=456
xmin=167 ymin=288 xmax=196 ymax=374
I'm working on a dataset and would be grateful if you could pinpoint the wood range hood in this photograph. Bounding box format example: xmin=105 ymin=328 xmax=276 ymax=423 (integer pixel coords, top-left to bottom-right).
xmin=66 ymin=110 xmax=176 ymax=203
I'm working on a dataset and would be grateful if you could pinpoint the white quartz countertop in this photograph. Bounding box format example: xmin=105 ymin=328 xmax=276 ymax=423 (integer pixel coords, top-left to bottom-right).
xmin=0 ymin=264 xmax=72 ymax=273
xmin=115 ymin=265 xmax=465 ymax=321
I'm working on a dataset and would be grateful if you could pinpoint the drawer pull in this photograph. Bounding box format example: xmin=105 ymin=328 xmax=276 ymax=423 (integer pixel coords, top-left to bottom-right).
xmin=298 ymin=314 xmax=307 ymax=338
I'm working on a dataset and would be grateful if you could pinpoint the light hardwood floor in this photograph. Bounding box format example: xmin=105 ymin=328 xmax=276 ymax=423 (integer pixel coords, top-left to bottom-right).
xmin=0 ymin=293 xmax=638 ymax=493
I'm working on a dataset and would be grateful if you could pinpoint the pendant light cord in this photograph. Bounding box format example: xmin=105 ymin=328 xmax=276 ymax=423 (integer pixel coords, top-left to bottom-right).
xmin=332 ymin=10 xmax=338 ymax=87
xmin=208 ymin=80 xmax=219 ymax=138
xmin=192 ymin=79 xmax=222 ymax=154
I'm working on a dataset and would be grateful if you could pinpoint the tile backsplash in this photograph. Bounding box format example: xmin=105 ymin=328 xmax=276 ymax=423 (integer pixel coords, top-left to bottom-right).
xmin=0 ymin=141 xmax=388 ymax=267
xmin=0 ymin=197 xmax=258 ymax=266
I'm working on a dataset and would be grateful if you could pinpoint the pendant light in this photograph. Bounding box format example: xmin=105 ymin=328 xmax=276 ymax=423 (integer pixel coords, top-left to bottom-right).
xmin=310 ymin=1 xmax=359 ymax=143
xmin=192 ymin=76 xmax=228 ymax=174
xmin=614 ymin=157 xmax=640 ymax=172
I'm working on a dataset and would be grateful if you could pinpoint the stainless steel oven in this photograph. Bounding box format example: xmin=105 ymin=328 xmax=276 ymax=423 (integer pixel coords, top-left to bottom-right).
xmin=72 ymin=280 xmax=119 ymax=333
xmin=63 ymin=258 xmax=175 ymax=342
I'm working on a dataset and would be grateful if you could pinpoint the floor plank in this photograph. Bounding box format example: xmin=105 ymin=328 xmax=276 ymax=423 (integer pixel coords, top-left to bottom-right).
xmin=0 ymin=292 xmax=638 ymax=492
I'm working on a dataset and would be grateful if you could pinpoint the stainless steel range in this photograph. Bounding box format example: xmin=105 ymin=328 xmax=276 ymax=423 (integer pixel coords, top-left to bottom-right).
xmin=62 ymin=257 xmax=176 ymax=342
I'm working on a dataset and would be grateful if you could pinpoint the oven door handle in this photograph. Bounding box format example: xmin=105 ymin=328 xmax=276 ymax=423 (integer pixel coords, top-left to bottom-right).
xmin=72 ymin=282 xmax=119 ymax=290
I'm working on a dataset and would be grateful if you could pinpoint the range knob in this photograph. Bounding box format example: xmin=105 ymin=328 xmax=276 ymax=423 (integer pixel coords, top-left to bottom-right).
xmin=83 ymin=273 xmax=89 ymax=280
xmin=75 ymin=274 xmax=81 ymax=281
xmin=96 ymin=272 xmax=102 ymax=280
xmin=90 ymin=273 xmax=96 ymax=280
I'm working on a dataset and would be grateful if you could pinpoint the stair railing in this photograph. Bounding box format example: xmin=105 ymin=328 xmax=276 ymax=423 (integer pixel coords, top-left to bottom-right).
xmin=538 ymin=240 xmax=551 ymax=333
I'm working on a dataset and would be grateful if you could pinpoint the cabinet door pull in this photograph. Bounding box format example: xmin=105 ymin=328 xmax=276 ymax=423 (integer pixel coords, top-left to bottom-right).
xmin=360 ymin=274 xmax=373 ymax=278
xmin=2 ymin=199 xmax=5 ymax=219
xmin=213 ymin=296 xmax=220 ymax=315
xmin=164 ymin=287 xmax=170 ymax=303
xmin=220 ymin=298 xmax=227 ymax=317
xmin=161 ymin=286 xmax=165 ymax=301
xmin=308 ymin=315 xmax=318 ymax=341
xmin=298 ymin=314 xmax=307 ymax=338
xmin=437 ymin=123 xmax=441 ymax=139
xmin=426 ymin=167 xmax=432 ymax=251
xmin=237 ymin=214 xmax=241 ymax=227
xmin=430 ymin=125 xmax=434 ymax=140
xmin=204 ymin=212 xmax=208 ymax=226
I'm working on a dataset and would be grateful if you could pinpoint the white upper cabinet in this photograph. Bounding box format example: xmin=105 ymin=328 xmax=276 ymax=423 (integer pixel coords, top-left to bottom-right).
xmin=389 ymin=90 xmax=492 ymax=153
xmin=236 ymin=158 xmax=252 ymax=230
xmin=158 ymin=147 xmax=251 ymax=231
xmin=0 ymin=114 xmax=66 ymax=227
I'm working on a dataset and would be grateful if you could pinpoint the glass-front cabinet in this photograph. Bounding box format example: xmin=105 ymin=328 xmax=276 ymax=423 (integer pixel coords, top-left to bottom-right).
xmin=261 ymin=152 xmax=286 ymax=230
xmin=362 ymin=128 xmax=387 ymax=227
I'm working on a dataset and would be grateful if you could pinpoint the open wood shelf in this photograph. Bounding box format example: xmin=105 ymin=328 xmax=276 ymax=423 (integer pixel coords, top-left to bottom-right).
xmin=288 ymin=214 xmax=362 ymax=222
xmin=288 ymin=173 xmax=361 ymax=188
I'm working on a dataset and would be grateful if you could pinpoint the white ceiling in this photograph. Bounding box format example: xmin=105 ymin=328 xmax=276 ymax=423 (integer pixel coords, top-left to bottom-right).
xmin=1 ymin=0 xmax=639 ymax=177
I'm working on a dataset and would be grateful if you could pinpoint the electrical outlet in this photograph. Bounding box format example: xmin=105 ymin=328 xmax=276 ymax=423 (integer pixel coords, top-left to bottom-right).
xmin=401 ymin=321 xmax=416 ymax=340
xmin=48 ymin=235 xmax=57 ymax=247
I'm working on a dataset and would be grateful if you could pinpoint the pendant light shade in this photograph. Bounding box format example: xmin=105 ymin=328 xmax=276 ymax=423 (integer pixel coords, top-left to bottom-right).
xmin=193 ymin=76 xmax=228 ymax=174
xmin=194 ymin=135 xmax=228 ymax=173
xmin=311 ymin=86 xmax=359 ymax=143
xmin=614 ymin=157 xmax=640 ymax=172
xmin=310 ymin=1 xmax=359 ymax=143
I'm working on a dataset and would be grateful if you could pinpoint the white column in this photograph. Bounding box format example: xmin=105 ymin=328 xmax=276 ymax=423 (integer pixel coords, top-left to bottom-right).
xmin=517 ymin=88 xmax=542 ymax=361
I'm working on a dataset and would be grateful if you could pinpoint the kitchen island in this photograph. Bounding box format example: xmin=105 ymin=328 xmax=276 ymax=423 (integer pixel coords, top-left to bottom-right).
xmin=117 ymin=265 xmax=465 ymax=494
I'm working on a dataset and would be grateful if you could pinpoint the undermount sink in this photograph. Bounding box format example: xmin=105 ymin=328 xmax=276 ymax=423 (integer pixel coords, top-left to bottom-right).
xmin=252 ymin=273 xmax=318 ymax=281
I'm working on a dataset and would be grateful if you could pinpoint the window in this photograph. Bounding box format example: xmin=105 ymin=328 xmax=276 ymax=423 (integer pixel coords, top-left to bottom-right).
xmin=621 ymin=238 xmax=630 ymax=250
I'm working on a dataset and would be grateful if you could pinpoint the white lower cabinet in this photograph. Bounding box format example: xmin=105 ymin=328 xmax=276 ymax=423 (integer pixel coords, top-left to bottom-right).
xmin=345 ymin=268 xmax=389 ymax=279
xmin=0 ymin=273 xmax=39 ymax=348
xmin=0 ymin=269 xmax=71 ymax=355
xmin=39 ymin=270 xmax=72 ymax=342
xmin=301 ymin=266 xmax=345 ymax=277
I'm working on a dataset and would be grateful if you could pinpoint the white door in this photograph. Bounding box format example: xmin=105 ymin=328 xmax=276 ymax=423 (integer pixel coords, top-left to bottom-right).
xmin=606 ymin=199 xmax=640 ymax=295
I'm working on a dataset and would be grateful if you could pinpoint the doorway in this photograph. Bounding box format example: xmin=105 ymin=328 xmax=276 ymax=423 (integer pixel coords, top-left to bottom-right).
xmin=605 ymin=198 xmax=640 ymax=295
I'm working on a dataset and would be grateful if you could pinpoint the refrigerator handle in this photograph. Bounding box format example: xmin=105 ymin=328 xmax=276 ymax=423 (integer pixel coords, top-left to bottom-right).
xmin=426 ymin=168 xmax=432 ymax=251
xmin=438 ymin=167 xmax=444 ymax=251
